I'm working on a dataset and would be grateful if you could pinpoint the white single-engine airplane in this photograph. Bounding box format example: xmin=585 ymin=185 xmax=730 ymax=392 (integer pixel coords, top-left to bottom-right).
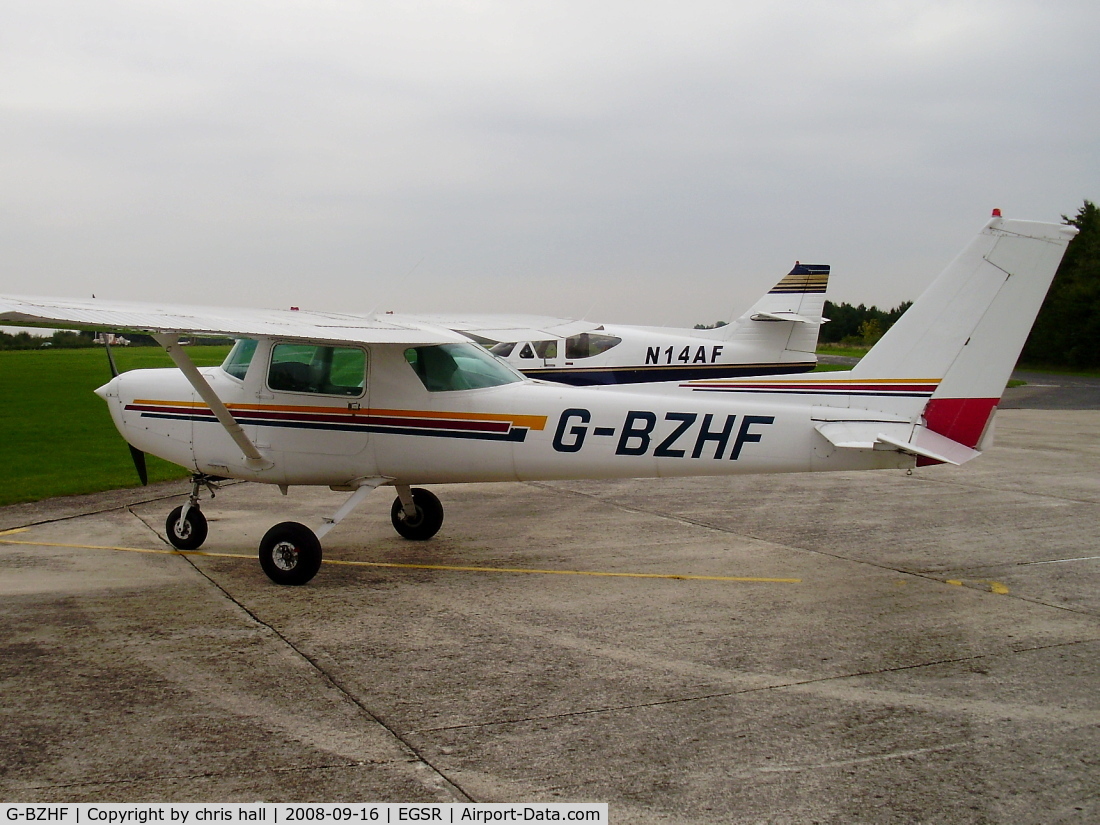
xmin=0 ymin=214 xmax=1075 ymax=586
xmin=394 ymin=262 xmax=831 ymax=385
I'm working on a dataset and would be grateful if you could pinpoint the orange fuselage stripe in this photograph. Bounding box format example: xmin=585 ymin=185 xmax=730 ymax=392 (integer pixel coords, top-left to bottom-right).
xmin=132 ymin=399 xmax=547 ymax=431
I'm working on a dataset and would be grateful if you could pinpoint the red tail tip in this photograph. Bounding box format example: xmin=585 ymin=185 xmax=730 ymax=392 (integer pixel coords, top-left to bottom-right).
xmin=991 ymin=208 xmax=1002 ymax=217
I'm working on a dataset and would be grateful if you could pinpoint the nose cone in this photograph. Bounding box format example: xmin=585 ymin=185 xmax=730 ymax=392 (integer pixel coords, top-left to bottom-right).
xmin=95 ymin=375 xmax=121 ymax=401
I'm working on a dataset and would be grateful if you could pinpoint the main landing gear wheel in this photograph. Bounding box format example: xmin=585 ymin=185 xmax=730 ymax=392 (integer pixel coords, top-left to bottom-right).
xmin=390 ymin=488 xmax=444 ymax=541
xmin=259 ymin=521 xmax=322 ymax=586
xmin=166 ymin=506 xmax=208 ymax=550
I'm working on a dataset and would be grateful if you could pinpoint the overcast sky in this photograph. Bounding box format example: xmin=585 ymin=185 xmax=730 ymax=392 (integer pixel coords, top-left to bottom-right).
xmin=1 ymin=0 xmax=1097 ymax=328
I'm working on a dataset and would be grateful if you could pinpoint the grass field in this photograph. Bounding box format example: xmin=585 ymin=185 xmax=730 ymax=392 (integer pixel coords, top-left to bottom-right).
xmin=815 ymin=344 xmax=871 ymax=358
xmin=0 ymin=345 xmax=230 ymax=506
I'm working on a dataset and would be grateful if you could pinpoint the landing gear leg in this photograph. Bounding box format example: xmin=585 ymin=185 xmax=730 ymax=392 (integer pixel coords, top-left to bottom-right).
xmin=390 ymin=485 xmax=444 ymax=540
xmin=165 ymin=474 xmax=219 ymax=550
xmin=257 ymin=478 xmax=385 ymax=586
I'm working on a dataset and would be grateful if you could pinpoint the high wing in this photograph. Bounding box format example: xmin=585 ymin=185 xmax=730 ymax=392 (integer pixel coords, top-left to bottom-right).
xmin=0 ymin=293 xmax=475 ymax=474
xmin=0 ymin=295 xmax=470 ymax=346
xmin=384 ymin=312 xmax=602 ymax=344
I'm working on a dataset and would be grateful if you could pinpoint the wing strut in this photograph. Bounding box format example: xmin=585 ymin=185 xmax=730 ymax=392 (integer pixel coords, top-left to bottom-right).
xmin=152 ymin=333 xmax=273 ymax=470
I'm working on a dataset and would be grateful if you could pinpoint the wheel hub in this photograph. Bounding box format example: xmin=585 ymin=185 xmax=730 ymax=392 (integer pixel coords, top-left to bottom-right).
xmin=272 ymin=541 xmax=299 ymax=571
xmin=400 ymin=508 xmax=424 ymax=528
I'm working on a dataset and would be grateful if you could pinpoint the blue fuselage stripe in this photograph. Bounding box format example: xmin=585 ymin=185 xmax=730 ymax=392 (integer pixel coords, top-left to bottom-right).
xmin=522 ymin=362 xmax=815 ymax=386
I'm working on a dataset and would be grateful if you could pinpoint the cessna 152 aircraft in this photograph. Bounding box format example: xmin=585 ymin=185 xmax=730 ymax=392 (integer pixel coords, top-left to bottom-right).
xmin=0 ymin=214 xmax=1075 ymax=586
xmin=392 ymin=262 xmax=831 ymax=385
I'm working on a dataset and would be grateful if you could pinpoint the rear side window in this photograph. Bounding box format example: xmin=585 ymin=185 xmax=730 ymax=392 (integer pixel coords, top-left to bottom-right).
xmin=268 ymin=344 xmax=367 ymax=396
xmin=565 ymin=332 xmax=621 ymax=359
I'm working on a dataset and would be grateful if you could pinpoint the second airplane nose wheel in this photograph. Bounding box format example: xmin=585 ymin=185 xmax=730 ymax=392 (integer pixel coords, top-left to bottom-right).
xmin=391 ymin=488 xmax=444 ymax=540
xmin=259 ymin=522 xmax=322 ymax=586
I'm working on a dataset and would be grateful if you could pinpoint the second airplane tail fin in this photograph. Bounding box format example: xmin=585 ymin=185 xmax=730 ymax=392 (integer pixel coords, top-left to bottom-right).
xmin=695 ymin=262 xmax=830 ymax=364
xmin=751 ymin=262 xmax=832 ymax=323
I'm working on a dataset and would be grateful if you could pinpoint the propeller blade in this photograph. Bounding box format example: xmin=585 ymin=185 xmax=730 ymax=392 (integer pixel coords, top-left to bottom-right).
xmin=103 ymin=334 xmax=148 ymax=486
xmin=130 ymin=444 xmax=149 ymax=486
xmin=104 ymin=338 xmax=120 ymax=378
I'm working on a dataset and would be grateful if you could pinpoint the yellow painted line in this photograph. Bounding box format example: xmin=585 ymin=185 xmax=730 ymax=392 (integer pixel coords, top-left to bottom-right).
xmin=945 ymin=578 xmax=1009 ymax=594
xmin=0 ymin=537 xmax=799 ymax=584
xmin=0 ymin=537 xmax=250 ymax=559
xmin=0 ymin=528 xmax=29 ymax=537
xmin=324 ymin=557 xmax=801 ymax=583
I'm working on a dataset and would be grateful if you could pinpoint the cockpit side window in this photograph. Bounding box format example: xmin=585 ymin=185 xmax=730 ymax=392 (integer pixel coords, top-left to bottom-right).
xmin=222 ymin=338 xmax=258 ymax=380
xmin=565 ymin=332 xmax=622 ymax=359
xmin=519 ymin=343 xmax=535 ymax=359
xmin=404 ymin=343 xmax=523 ymax=392
xmin=489 ymin=342 xmax=516 ymax=357
xmin=268 ymin=343 xmax=367 ymax=396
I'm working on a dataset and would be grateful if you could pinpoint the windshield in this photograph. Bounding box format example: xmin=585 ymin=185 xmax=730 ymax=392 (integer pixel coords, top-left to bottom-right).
xmin=221 ymin=338 xmax=258 ymax=380
xmin=404 ymin=343 xmax=524 ymax=392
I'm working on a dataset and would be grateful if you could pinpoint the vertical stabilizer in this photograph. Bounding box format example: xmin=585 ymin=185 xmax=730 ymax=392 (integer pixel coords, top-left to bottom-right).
xmin=852 ymin=216 xmax=1077 ymax=447
xmin=697 ymin=263 xmax=830 ymax=359
xmin=753 ymin=262 xmax=832 ymax=322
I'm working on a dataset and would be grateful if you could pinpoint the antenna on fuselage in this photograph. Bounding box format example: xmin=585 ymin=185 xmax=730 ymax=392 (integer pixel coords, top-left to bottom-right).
xmin=366 ymin=255 xmax=427 ymax=316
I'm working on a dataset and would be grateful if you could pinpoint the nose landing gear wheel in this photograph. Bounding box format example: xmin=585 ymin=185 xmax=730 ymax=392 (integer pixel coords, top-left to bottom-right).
xmin=166 ymin=506 xmax=208 ymax=550
xmin=259 ymin=522 xmax=322 ymax=586
xmin=390 ymin=488 xmax=444 ymax=540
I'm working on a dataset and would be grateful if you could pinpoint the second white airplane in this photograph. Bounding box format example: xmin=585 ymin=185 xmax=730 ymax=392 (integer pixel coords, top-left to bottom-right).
xmin=393 ymin=262 xmax=830 ymax=385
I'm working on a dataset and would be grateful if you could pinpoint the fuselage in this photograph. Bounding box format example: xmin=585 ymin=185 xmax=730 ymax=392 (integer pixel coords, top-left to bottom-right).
xmin=476 ymin=262 xmax=829 ymax=385
xmin=96 ymin=338 xmax=916 ymax=489
xmin=490 ymin=323 xmax=816 ymax=385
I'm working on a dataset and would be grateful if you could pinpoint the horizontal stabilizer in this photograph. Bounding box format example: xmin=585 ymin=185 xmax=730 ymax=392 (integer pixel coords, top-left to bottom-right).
xmin=750 ymin=311 xmax=823 ymax=324
xmin=876 ymin=427 xmax=981 ymax=466
xmin=815 ymin=420 xmax=981 ymax=466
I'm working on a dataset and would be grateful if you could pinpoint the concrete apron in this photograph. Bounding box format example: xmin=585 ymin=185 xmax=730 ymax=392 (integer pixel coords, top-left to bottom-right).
xmin=0 ymin=408 xmax=1098 ymax=823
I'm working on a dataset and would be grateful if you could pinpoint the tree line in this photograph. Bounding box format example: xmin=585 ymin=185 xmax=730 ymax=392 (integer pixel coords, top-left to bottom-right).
xmin=0 ymin=329 xmax=215 ymax=350
xmin=818 ymin=300 xmax=912 ymax=347
xmin=0 ymin=329 xmax=99 ymax=350
xmin=1021 ymin=200 xmax=1099 ymax=369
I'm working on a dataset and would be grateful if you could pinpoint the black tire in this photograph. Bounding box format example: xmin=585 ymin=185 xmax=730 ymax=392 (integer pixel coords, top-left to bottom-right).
xmin=165 ymin=505 xmax=208 ymax=550
xmin=259 ymin=522 xmax=322 ymax=586
xmin=390 ymin=488 xmax=444 ymax=541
